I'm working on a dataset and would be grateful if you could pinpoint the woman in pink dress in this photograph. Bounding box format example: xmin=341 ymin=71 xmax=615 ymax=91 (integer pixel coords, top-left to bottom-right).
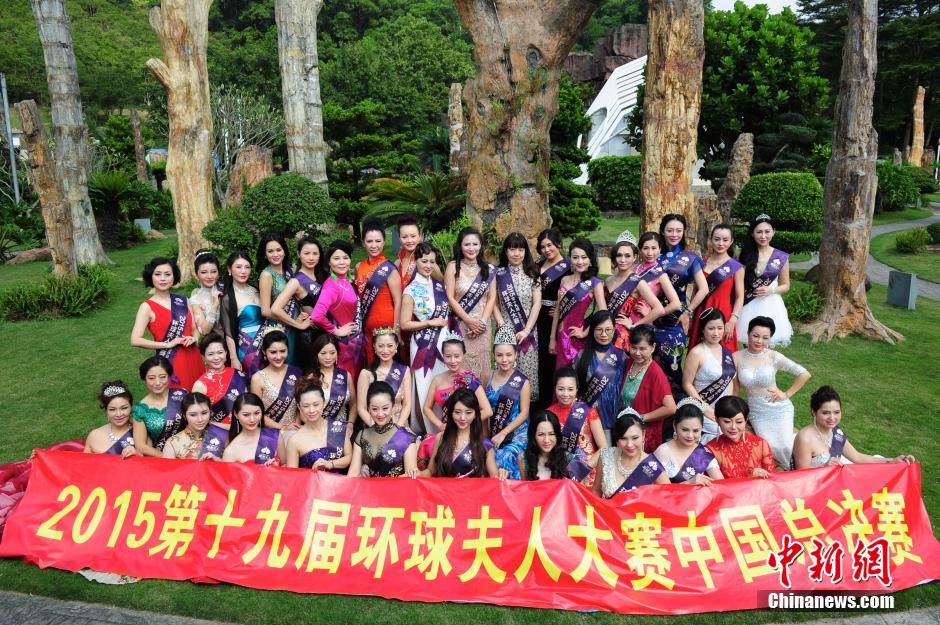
xmin=311 ymin=240 xmax=364 ymax=381
xmin=549 ymin=237 xmax=606 ymax=368
xmin=689 ymin=224 xmax=745 ymax=351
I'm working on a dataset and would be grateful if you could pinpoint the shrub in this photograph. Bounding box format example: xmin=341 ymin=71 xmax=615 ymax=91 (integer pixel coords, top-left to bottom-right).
xmin=551 ymin=196 xmax=601 ymax=237
xmin=0 ymin=200 xmax=46 ymax=248
xmin=202 ymin=206 xmax=257 ymax=261
xmin=732 ymin=172 xmax=824 ymax=231
xmin=895 ymin=228 xmax=931 ymax=254
xmin=119 ymin=181 xmax=175 ymax=229
xmin=240 ymin=173 xmax=335 ymax=235
xmin=784 ymin=281 xmax=823 ymax=322
xmin=732 ymin=228 xmax=821 ymax=255
xmin=876 ymin=161 xmax=919 ymax=212
xmin=926 ymin=222 xmax=940 ymax=244
xmin=900 ymin=164 xmax=938 ymax=194
xmin=0 ymin=264 xmax=112 ymax=321
xmin=587 ymin=155 xmax=642 ymax=214
xmin=429 ymin=213 xmax=471 ymax=265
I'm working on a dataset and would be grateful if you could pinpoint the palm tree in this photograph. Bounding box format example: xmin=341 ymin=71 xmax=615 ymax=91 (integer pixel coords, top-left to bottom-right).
xmin=362 ymin=172 xmax=465 ymax=233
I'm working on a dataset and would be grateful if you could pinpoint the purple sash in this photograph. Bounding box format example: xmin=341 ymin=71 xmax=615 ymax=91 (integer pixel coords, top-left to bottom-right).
xmin=637 ymin=263 xmax=664 ymax=285
xmin=671 ymin=445 xmax=716 ymax=483
xmin=381 ymin=362 xmax=409 ymax=398
xmin=371 ymin=426 xmax=417 ymax=476
xmin=705 ymin=258 xmax=744 ymax=297
xmin=744 ymin=248 xmax=789 ymax=304
xmin=156 ymin=295 xmax=190 ymax=383
xmin=412 ymin=280 xmax=449 ymax=373
xmin=254 ymin=427 xmax=280 ymax=464
xmin=104 ymin=429 xmax=135 ymax=455
xmin=494 ymin=267 xmax=536 ymax=353
xmin=657 ymin=250 xmax=703 ymax=325
xmin=452 ymin=438 xmax=494 ymax=477
xmin=237 ymin=326 xmax=264 ymax=375
xmin=617 ymin=454 xmax=664 ymax=492
xmin=323 ymin=368 xmax=349 ymax=422
xmin=199 ymin=423 xmax=229 ymax=459
xmin=567 ymin=456 xmax=593 ymax=481
xmin=560 ymin=401 xmax=591 ymax=455
xmin=450 ymin=264 xmax=494 ymax=333
xmin=556 ymin=277 xmax=598 ymax=324
xmin=607 ymin=274 xmax=642 ymax=318
xmin=359 ymin=260 xmax=396 ymax=322
xmin=539 ymin=258 xmax=571 ymax=290
xmin=295 ymin=272 xmax=322 ymax=303
xmin=581 ymin=347 xmax=626 ymax=406
xmin=698 ymin=347 xmax=736 ymax=405
xmin=156 ymin=388 xmax=187 ymax=451
xmin=265 ymin=365 xmax=302 ymax=424
xmin=326 ymin=417 xmax=347 ymax=460
xmin=830 ymin=426 xmax=847 ymax=459
xmin=491 ymin=372 xmax=528 ymax=436
xmin=211 ymin=370 xmax=247 ymax=423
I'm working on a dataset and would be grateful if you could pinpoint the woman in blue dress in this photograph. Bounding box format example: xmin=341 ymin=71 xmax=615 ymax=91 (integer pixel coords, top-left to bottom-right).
xmin=574 ymin=310 xmax=625 ymax=446
xmin=257 ymin=232 xmax=297 ymax=363
xmin=221 ymin=251 xmax=264 ymax=377
xmin=284 ymin=379 xmax=351 ymax=470
xmin=485 ymin=325 xmax=532 ymax=479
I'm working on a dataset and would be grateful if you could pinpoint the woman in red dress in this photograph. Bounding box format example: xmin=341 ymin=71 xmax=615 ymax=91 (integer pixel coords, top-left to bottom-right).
xmin=688 ymin=224 xmax=744 ymax=352
xmin=355 ymin=221 xmax=402 ymax=365
xmin=620 ymin=325 xmax=676 ymax=453
xmin=131 ymin=257 xmax=205 ymax=390
xmin=191 ymin=332 xmax=248 ymax=427
xmin=705 ymin=395 xmax=774 ymax=479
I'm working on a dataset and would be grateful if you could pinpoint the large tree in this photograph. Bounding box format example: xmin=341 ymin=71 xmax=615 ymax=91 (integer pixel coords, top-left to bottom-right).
xmin=30 ymin=0 xmax=109 ymax=266
xmin=454 ymin=0 xmax=603 ymax=242
xmin=806 ymin=0 xmax=902 ymax=344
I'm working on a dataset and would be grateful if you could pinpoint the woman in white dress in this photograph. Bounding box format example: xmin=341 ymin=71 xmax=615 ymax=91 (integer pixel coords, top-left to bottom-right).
xmin=682 ymin=307 xmax=737 ymax=444
xmin=400 ymin=243 xmax=450 ymax=434
xmin=736 ymin=215 xmax=793 ymax=347
xmin=734 ymin=316 xmax=812 ymax=470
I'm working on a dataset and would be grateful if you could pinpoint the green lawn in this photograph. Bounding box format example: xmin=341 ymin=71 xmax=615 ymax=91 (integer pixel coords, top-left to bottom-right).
xmin=870 ymin=229 xmax=940 ymax=284
xmin=588 ymin=215 xmax=641 ymax=242
xmin=923 ymin=193 xmax=940 ymax=204
xmin=873 ymin=206 xmax=934 ymax=226
xmin=1 ymin=236 xmax=939 ymax=622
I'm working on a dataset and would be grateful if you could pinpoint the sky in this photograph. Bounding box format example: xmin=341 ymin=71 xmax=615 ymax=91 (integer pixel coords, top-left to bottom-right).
xmin=712 ymin=0 xmax=801 ymax=13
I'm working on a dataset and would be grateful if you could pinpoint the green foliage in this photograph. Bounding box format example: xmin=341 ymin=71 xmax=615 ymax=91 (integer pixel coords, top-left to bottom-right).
xmin=0 ymin=226 xmax=16 ymax=263
xmin=576 ymin=0 xmax=647 ymax=49
xmin=201 ymin=207 xmax=257 ymax=263
xmin=895 ymin=228 xmax=931 ymax=254
xmin=0 ymin=201 xmax=46 ymax=249
xmin=900 ymin=165 xmax=938 ymax=194
xmin=926 ymin=222 xmax=940 ymax=244
xmin=428 ymin=213 xmax=471 ymax=264
xmin=732 ymin=172 xmax=824 ymax=231
xmin=94 ymin=115 xmax=152 ymax=172
xmin=89 ymin=170 xmax=134 ymax=214
xmin=119 ymin=181 xmax=175 ymax=229
xmin=363 ymin=174 xmax=465 ymax=233
xmin=0 ymin=264 xmax=112 ymax=322
xmin=416 ymin=127 xmax=450 ymax=173
xmin=587 ymin=155 xmax=642 ymax=214
xmin=876 ymin=161 xmax=919 ymax=212
xmin=733 ymin=228 xmax=822 ymax=255
xmin=783 ymin=280 xmax=823 ymax=322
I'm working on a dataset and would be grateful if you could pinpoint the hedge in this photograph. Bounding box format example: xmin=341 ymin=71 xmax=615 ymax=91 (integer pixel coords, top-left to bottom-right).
xmin=732 ymin=172 xmax=823 ymax=232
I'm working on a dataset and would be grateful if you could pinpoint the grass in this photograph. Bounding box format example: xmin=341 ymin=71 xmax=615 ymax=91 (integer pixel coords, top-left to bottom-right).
xmin=872 ymin=206 xmax=934 ymax=226
xmin=1 ymin=236 xmax=939 ymax=622
xmin=870 ymin=229 xmax=940 ymax=284
xmin=923 ymin=193 xmax=940 ymax=204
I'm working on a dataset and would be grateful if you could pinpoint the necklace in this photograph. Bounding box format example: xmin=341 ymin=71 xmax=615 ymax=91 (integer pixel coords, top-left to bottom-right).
xmin=233 ymin=283 xmax=253 ymax=296
xmin=460 ymin=261 xmax=480 ymax=273
xmin=616 ymin=450 xmax=638 ymax=477
xmin=743 ymin=347 xmax=765 ymax=359
xmin=627 ymin=361 xmax=649 ymax=381
xmin=107 ymin=425 xmax=118 ymax=442
xmin=813 ymin=422 xmax=833 ymax=448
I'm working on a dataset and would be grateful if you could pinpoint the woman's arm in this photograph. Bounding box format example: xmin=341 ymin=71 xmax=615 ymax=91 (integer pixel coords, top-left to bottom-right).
xmin=356 ymin=371 xmax=375 ymax=427
xmin=388 ymin=271 xmax=403 ymax=331
xmin=445 ymin=262 xmax=474 ymax=325
xmin=592 ymin=281 xmax=607 ymax=311
xmin=588 ymin=413 xmax=607 ymax=451
xmin=272 ymin=279 xmax=310 ymax=330
xmin=773 ymin=352 xmax=811 ymax=402
xmin=162 ymin=439 xmax=177 ymax=459
xmin=132 ymin=420 xmax=161 ymax=458
xmin=427 ymin=435 xmax=443 ymax=477
xmin=643 ymin=394 xmax=676 ymax=424
xmin=517 ymin=453 xmax=527 ymax=481
xmin=347 ymin=376 xmax=359 ymax=427
xmin=725 ymin=269 xmax=746 ymax=341
xmin=654 ymin=470 xmax=671 ymax=485
xmin=482 ymin=278 xmax=497 ymax=324
xmin=524 ymin=280 xmax=542 ymax=336
xmin=631 ymin=281 xmax=666 ymax=326
xmin=842 ymin=440 xmax=915 ymax=465
xmin=475 ymin=384 xmax=493 ymax=422
xmin=422 ymin=377 xmax=444 ymax=431
xmin=681 ymin=349 xmax=705 ymax=400
xmin=398 ymin=369 xmax=413 ymax=427
xmin=485 ymin=448 xmax=499 ymax=478
xmin=658 ymin=274 xmax=682 ymax=317
xmin=548 ymin=281 xmax=563 ymax=354
xmin=403 ymin=442 xmax=419 ymax=478
xmin=258 ymin=271 xmax=275 ymax=319
xmin=346 ymin=443 xmax=364 ymax=477
xmin=592 ymin=459 xmax=605 ymax=496
xmin=285 ymin=437 xmax=300 ymax=468
xmin=310 ymin=282 xmax=339 ymax=334
xmin=130 ymin=302 xmax=164 ymax=350
xmin=791 ymin=430 xmax=814 ymax=470
xmin=706 ymin=464 xmax=725 ymax=480
xmin=191 ymin=290 xmax=212 ymax=337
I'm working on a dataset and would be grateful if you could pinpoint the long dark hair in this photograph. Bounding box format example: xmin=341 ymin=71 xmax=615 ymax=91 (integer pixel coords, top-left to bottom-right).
xmin=180 ymin=392 xmax=211 ymax=432
xmin=658 ymin=214 xmax=689 ymax=251
xmin=574 ymin=310 xmax=616 ymax=395
xmin=739 ymin=215 xmax=774 ymax=288
xmin=307 ymin=333 xmax=341 ymax=385
xmin=256 ymin=232 xmax=291 ymax=274
xmin=296 ymin=235 xmax=326 ymax=283
xmin=524 ymin=411 xmax=570 ymax=480
xmin=535 ymin=227 xmax=563 ymax=265
xmin=221 ymin=251 xmax=253 ymax=345
xmin=433 ymin=388 xmax=487 ymax=477
xmin=228 ymin=392 xmax=265 ymax=441
xmin=499 ymin=232 xmax=539 ymax=280
xmin=568 ymin=237 xmax=598 ymax=279
xmin=710 ymin=223 xmax=736 ymax=256
xmin=259 ymin=330 xmax=289 ymax=368
xmin=453 ymin=227 xmax=489 ymax=282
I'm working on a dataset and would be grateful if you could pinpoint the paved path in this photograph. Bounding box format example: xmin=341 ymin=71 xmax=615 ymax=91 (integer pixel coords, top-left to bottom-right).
xmin=791 ymin=203 xmax=940 ymax=302
xmin=0 ymin=590 xmax=937 ymax=625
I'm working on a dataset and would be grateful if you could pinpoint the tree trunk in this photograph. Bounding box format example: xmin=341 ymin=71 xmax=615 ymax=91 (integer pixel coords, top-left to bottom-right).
xmin=454 ymin=0 xmax=602 ymax=242
xmin=716 ymin=133 xmax=753 ymax=223
xmin=907 ymin=85 xmax=925 ymax=166
xmin=639 ymin=0 xmax=704 ymax=237
xmin=30 ymin=0 xmax=109 ymax=266
xmin=14 ymin=99 xmax=76 ymax=276
xmin=147 ymin=0 xmax=215 ymax=284
xmin=130 ymin=109 xmax=149 ymax=183
xmin=448 ymin=82 xmax=465 ymax=175
xmin=275 ymin=0 xmax=328 ymax=192
xmin=225 ymin=145 xmax=274 ymax=207
xmin=805 ymin=0 xmax=902 ymax=344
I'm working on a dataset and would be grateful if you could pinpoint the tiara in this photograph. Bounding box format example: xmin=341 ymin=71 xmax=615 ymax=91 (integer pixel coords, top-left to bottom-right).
xmin=755 ymin=214 xmax=772 ymax=222
xmin=103 ymin=385 xmax=128 ymax=398
xmin=617 ymin=406 xmax=643 ymax=422
xmin=493 ymin=324 xmax=517 ymax=346
xmin=676 ymin=396 xmax=706 ymax=411
xmin=372 ymin=326 xmax=397 ymax=338
xmin=616 ymin=229 xmax=637 ymax=245
xmin=441 ymin=328 xmax=463 ymax=342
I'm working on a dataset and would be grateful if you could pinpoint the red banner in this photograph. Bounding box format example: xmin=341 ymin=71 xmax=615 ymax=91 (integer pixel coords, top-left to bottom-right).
xmin=1 ymin=451 xmax=939 ymax=614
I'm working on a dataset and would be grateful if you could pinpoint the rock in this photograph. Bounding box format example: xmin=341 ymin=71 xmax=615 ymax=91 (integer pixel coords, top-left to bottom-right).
xmin=893 ymin=148 xmax=903 ymax=165
xmin=6 ymin=247 xmax=52 ymax=265
xmin=146 ymin=229 xmax=168 ymax=240
xmin=563 ymin=52 xmax=598 ymax=83
xmin=564 ymin=23 xmax=648 ymax=87
xmin=716 ymin=133 xmax=753 ymax=222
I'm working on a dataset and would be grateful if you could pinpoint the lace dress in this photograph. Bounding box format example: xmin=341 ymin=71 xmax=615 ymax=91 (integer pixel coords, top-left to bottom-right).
xmin=736 ymin=348 xmax=807 ymax=470
xmin=190 ymin=286 xmax=221 ymax=335
xmin=454 ymin=266 xmax=492 ymax=383
xmin=257 ymin=369 xmax=297 ymax=429
xmin=497 ymin=266 xmax=540 ymax=400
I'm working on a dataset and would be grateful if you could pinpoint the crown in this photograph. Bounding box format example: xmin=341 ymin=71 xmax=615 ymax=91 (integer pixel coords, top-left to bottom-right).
xmin=441 ymin=328 xmax=463 ymax=342
xmin=493 ymin=324 xmax=517 ymax=346
xmin=103 ymin=385 xmax=128 ymax=398
xmin=755 ymin=214 xmax=772 ymax=223
xmin=617 ymin=407 xmax=643 ymax=422
xmin=676 ymin=396 xmax=706 ymax=412
xmin=616 ymin=229 xmax=637 ymax=245
xmin=372 ymin=326 xmax=397 ymax=338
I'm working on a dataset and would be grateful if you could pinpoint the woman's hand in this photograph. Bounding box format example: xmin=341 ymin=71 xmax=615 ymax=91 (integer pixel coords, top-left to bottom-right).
xmin=723 ymin=321 xmax=736 ymax=342
xmin=491 ymin=431 xmax=507 ymax=448
xmin=263 ymin=458 xmax=279 ymax=467
xmin=231 ymin=358 xmax=243 ymax=372
xmin=466 ymin=317 xmax=485 ymax=335
xmin=634 ymin=300 xmax=651 ymax=316
xmin=750 ymin=467 xmax=771 ymax=479
xmin=679 ymin=311 xmax=691 ymax=333
xmin=407 ymin=468 xmax=419 ymax=479
xmin=893 ymin=454 xmax=916 ymax=464
xmin=754 ymin=286 xmax=771 ymax=297
xmin=121 ymin=446 xmax=138 ymax=459
xmin=548 ymin=338 xmax=557 ymax=355
xmin=826 ymin=456 xmax=845 ymax=467
xmin=284 ymin=421 xmax=302 ymax=431
xmin=428 ymin=317 xmax=448 ymax=328
xmin=690 ymin=473 xmax=713 ymax=486
xmin=334 ymin=322 xmax=358 ymax=337
xmin=181 ymin=335 xmax=197 ymax=347
xmin=568 ymin=326 xmax=589 ymax=340
xmin=615 ymin=314 xmax=633 ymax=329
xmin=198 ymin=452 xmax=219 ymax=462
xmin=515 ymin=330 xmax=529 ymax=344
xmin=497 ymin=468 xmax=509 ymax=481
xmin=312 ymin=458 xmax=331 ymax=471
xmin=765 ymin=387 xmax=787 ymax=403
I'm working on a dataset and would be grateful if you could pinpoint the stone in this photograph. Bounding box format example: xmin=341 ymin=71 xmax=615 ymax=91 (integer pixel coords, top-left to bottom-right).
xmin=887 ymin=270 xmax=918 ymax=310
xmin=715 ymin=133 xmax=753 ymax=222
xmin=5 ymin=247 xmax=51 ymax=265
xmin=563 ymin=52 xmax=598 ymax=82
xmin=146 ymin=229 xmax=168 ymax=240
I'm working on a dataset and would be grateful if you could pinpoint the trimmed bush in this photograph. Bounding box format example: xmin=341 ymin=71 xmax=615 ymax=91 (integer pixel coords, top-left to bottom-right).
xmin=587 ymin=155 xmax=642 ymax=214
xmin=0 ymin=264 xmax=112 ymax=321
xmin=733 ymin=228 xmax=822 ymax=255
xmin=876 ymin=161 xmax=919 ymax=212
xmin=895 ymin=228 xmax=931 ymax=254
xmin=732 ymin=172 xmax=823 ymax=231
xmin=901 ymin=165 xmax=938 ymax=194
xmin=926 ymin=222 xmax=940 ymax=244
xmin=784 ymin=280 xmax=823 ymax=322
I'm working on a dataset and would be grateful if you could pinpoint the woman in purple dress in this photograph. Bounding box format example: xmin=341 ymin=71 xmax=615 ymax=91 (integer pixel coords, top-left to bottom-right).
xmin=549 ymin=237 xmax=607 ymax=368
xmin=348 ymin=381 xmax=419 ymax=477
